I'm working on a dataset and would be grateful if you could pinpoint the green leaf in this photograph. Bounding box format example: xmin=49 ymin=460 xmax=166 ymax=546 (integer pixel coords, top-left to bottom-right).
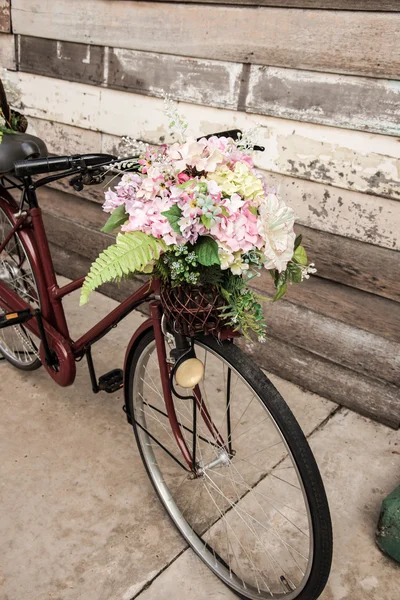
xmin=273 ymin=282 xmax=287 ymax=302
xmin=294 ymin=234 xmax=303 ymax=250
xmin=194 ymin=236 xmax=220 ymax=266
xmin=80 ymin=231 xmax=166 ymax=305
xmin=273 ymin=269 xmax=286 ymax=288
xmin=161 ymin=204 xmax=183 ymax=234
xmin=220 ymin=206 xmax=229 ymax=217
xmin=200 ymin=214 xmax=212 ymax=230
xmin=176 ymin=179 xmax=196 ymax=190
xmin=248 ymin=206 xmax=258 ymax=216
xmin=287 ymin=262 xmax=303 ymax=283
xmin=293 ymin=245 xmax=308 ymax=266
xmin=101 ymin=205 xmax=129 ymax=233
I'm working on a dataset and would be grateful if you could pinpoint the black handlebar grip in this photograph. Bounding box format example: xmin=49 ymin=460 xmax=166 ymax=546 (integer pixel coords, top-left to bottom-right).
xmin=14 ymin=156 xmax=73 ymax=177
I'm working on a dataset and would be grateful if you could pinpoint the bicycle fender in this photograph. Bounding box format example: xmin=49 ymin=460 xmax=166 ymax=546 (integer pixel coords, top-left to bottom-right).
xmin=123 ymin=318 xmax=153 ymax=422
xmin=123 ymin=318 xmax=153 ymax=373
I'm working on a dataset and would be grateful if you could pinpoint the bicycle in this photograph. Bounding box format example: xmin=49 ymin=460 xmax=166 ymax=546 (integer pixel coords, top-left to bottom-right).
xmin=0 ymin=129 xmax=332 ymax=599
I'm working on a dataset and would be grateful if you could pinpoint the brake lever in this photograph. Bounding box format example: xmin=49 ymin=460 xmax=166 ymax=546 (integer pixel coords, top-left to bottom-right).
xmin=69 ymin=174 xmax=84 ymax=191
xmin=69 ymin=169 xmax=106 ymax=191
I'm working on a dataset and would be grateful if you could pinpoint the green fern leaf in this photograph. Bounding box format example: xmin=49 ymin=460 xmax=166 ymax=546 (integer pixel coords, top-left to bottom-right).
xmin=80 ymin=231 xmax=166 ymax=305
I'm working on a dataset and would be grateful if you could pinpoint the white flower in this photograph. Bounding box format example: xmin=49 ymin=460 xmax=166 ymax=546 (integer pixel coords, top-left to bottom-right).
xmin=300 ymin=262 xmax=317 ymax=280
xmin=258 ymin=193 xmax=296 ymax=272
xmin=218 ymin=244 xmax=235 ymax=270
xmin=230 ymin=252 xmax=250 ymax=276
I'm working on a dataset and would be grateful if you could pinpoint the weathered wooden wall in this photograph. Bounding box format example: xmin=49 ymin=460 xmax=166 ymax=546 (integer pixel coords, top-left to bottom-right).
xmin=1 ymin=0 xmax=399 ymax=426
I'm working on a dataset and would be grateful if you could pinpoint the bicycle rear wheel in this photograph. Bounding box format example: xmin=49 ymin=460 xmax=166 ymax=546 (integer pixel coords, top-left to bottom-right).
xmin=0 ymin=205 xmax=41 ymax=370
xmin=126 ymin=330 xmax=332 ymax=599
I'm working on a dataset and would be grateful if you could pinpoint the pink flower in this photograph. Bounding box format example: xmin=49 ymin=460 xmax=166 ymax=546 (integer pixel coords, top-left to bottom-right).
xmin=177 ymin=171 xmax=190 ymax=184
xmin=229 ymin=149 xmax=254 ymax=169
xmin=103 ymin=190 xmax=124 ymax=213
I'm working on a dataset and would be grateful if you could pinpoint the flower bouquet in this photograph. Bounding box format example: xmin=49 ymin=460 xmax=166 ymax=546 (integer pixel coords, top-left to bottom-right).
xmin=81 ymin=112 xmax=315 ymax=341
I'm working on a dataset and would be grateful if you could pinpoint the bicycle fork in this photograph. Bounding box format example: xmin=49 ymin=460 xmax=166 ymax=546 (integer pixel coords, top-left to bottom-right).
xmin=150 ymin=300 xmax=228 ymax=476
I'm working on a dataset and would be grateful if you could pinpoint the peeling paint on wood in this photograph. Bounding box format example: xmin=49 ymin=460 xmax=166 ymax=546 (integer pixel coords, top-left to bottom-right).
xmin=11 ymin=1 xmax=400 ymax=79
xmin=108 ymin=48 xmax=242 ymax=110
xmin=264 ymin=171 xmax=400 ymax=251
xmin=273 ymin=134 xmax=400 ymax=201
xmin=40 ymin=183 xmax=400 ymax=346
xmin=0 ymin=0 xmax=10 ymax=33
xmin=247 ymin=66 xmax=400 ymax=137
xmin=0 ymin=33 xmax=15 ymax=70
xmin=13 ymin=72 xmax=101 ymax=130
xmin=97 ymin=88 xmax=400 ymax=201
xmin=27 ymin=117 xmax=102 ymax=156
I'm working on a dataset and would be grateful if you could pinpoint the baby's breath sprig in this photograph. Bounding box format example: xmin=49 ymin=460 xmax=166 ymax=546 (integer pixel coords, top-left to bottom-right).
xmin=117 ymin=136 xmax=148 ymax=158
xmin=236 ymin=124 xmax=262 ymax=151
xmin=164 ymin=95 xmax=188 ymax=143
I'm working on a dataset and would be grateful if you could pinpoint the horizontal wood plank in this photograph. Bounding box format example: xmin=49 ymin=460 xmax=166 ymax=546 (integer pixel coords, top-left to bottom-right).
xmin=15 ymin=77 xmax=400 ymax=205
xmin=108 ymin=47 xmax=242 ymax=110
xmin=0 ymin=32 xmax=15 ymax=69
xmin=240 ymin=336 xmax=400 ymax=428
xmin=11 ymin=1 xmax=400 ymax=79
xmin=296 ymin=225 xmax=400 ymax=304
xmin=253 ymin=273 xmax=400 ymax=344
xmin=43 ymin=158 xmax=400 ymax=259
xmin=0 ymin=0 xmax=10 ymax=33
xmin=247 ymin=66 xmax=400 ymax=137
xmin=19 ymin=36 xmax=105 ymax=85
xmin=149 ymin=1 xmax=400 ymax=10
xmin=262 ymin=298 xmax=400 ymax=386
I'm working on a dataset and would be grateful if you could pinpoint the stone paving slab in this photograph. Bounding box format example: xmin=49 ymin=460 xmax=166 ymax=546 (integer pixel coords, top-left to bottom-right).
xmin=1 ymin=279 xmax=397 ymax=599
xmin=137 ymin=409 xmax=400 ymax=600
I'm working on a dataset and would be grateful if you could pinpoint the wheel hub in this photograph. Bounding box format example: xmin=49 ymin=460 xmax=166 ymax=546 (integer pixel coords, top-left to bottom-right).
xmin=196 ymin=447 xmax=231 ymax=477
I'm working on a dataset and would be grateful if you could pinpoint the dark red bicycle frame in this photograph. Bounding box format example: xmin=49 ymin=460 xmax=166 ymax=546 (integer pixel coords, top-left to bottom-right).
xmin=0 ymin=184 xmax=227 ymax=471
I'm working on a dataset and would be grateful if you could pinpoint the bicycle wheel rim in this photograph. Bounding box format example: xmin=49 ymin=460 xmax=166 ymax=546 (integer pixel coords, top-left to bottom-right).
xmin=130 ymin=335 xmax=318 ymax=599
xmin=0 ymin=206 xmax=41 ymax=367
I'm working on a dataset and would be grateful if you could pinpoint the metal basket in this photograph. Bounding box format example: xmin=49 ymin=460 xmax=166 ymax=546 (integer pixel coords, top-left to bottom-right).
xmin=159 ymin=283 xmax=227 ymax=336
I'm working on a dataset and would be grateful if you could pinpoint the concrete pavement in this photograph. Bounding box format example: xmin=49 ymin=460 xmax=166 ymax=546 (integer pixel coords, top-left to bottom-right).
xmin=0 ymin=278 xmax=398 ymax=600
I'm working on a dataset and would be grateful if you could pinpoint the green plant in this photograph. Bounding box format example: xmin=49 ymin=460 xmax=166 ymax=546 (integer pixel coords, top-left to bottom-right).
xmin=80 ymin=231 xmax=166 ymax=305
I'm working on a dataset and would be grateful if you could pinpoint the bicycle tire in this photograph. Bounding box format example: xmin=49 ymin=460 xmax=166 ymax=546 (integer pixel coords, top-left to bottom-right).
xmin=0 ymin=204 xmax=41 ymax=370
xmin=125 ymin=329 xmax=332 ymax=599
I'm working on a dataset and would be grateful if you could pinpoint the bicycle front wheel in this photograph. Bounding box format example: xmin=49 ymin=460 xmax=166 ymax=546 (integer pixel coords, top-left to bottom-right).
xmin=126 ymin=330 xmax=332 ymax=600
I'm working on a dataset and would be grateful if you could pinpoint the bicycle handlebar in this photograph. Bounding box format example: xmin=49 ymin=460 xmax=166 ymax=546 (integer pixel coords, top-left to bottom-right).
xmin=13 ymin=153 xmax=117 ymax=178
xmin=13 ymin=130 xmax=264 ymax=178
